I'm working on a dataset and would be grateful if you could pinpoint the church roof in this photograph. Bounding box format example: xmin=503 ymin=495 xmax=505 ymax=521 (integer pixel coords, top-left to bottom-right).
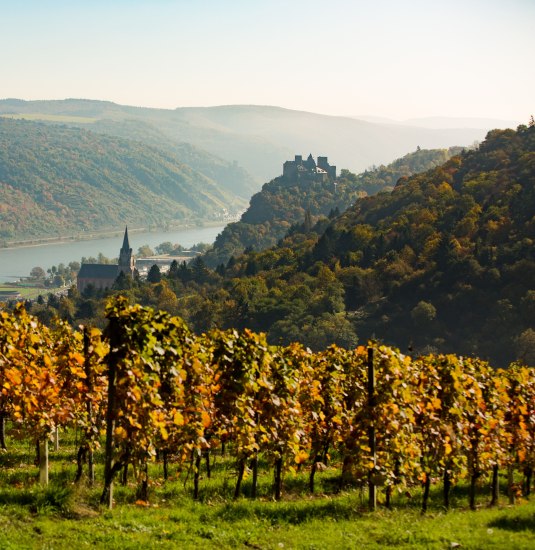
xmin=78 ymin=264 xmax=118 ymax=280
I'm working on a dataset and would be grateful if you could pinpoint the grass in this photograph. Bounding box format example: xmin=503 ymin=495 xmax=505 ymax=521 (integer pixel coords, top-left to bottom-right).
xmin=0 ymin=492 xmax=533 ymax=549
xmin=0 ymin=429 xmax=534 ymax=549
xmin=0 ymin=284 xmax=45 ymax=300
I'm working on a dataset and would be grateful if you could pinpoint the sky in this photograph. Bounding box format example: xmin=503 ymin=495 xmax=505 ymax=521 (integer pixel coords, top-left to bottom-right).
xmin=1 ymin=0 xmax=533 ymax=122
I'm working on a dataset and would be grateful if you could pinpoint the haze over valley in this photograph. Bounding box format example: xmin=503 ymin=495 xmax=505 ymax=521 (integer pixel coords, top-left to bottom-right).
xmin=0 ymin=99 xmax=517 ymax=242
xmin=0 ymin=99 xmax=513 ymax=185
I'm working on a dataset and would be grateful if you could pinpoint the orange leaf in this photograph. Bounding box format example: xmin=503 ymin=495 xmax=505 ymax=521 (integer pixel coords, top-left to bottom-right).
xmin=201 ymin=411 xmax=211 ymax=428
xmin=5 ymin=368 xmax=22 ymax=386
xmin=71 ymin=352 xmax=85 ymax=365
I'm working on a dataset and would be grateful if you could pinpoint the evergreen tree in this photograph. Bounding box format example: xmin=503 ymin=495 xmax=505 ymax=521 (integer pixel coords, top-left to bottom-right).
xmin=147 ymin=264 xmax=162 ymax=283
xmin=177 ymin=261 xmax=192 ymax=283
xmin=191 ymin=257 xmax=209 ymax=283
xmin=168 ymin=260 xmax=179 ymax=279
xmin=113 ymin=271 xmax=133 ymax=290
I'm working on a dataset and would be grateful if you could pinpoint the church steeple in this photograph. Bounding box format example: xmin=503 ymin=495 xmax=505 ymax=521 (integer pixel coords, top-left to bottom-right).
xmin=118 ymin=226 xmax=135 ymax=276
xmin=121 ymin=226 xmax=130 ymax=251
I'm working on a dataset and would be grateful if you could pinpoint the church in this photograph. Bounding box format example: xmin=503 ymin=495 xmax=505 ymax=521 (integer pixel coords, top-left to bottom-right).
xmin=77 ymin=227 xmax=136 ymax=293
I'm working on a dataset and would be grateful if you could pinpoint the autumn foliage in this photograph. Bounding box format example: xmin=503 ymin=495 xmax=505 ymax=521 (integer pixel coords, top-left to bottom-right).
xmin=0 ymin=298 xmax=534 ymax=510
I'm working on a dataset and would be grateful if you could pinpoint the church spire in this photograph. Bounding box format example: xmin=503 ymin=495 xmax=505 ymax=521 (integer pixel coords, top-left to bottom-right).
xmin=118 ymin=226 xmax=135 ymax=276
xmin=121 ymin=226 xmax=130 ymax=252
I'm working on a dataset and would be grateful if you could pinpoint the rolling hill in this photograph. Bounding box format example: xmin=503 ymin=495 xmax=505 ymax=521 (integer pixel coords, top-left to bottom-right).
xmin=0 ymin=118 xmax=245 ymax=240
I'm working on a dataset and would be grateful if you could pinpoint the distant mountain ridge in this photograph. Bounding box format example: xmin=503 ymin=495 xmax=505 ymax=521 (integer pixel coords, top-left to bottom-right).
xmin=354 ymin=115 xmax=519 ymax=129
xmin=0 ymin=98 xmax=497 ymax=184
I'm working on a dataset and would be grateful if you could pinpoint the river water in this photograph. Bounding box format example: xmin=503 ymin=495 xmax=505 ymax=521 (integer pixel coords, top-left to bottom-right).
xmin=0 ymin=225 xmax=225 ymax=282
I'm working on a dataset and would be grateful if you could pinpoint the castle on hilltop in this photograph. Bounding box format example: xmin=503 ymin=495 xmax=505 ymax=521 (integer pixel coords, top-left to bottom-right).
xmin=77 ymin=227 xmax=135 ymax=293
xmin=282 ymin=154 xmax=336 ymax=182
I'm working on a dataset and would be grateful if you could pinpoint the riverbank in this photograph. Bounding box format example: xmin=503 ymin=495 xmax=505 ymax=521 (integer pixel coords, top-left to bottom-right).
xmin=0 ymin=220 xmax=231 ymax=251
xmin=0 ymin=225 xmax=227 ymax=283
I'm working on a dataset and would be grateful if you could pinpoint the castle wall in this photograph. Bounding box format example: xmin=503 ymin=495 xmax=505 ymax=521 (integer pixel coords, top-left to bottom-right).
xmin=283 ymin=155 xmax=336 ymax=182
xmin=317 ymin=156 xmax=336 ymax=179
xmin=283 ymin=160 xmax=298 ymax=179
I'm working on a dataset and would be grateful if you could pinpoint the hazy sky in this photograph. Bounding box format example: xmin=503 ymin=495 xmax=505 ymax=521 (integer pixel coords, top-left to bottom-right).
xmin=1 ymin=0 xmax=533 ymax=121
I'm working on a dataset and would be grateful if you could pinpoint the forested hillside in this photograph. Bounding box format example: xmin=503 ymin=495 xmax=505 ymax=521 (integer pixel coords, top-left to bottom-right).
xmin=0 ymin=119 xmax=245 ymax=240
xmin=305 ymin=125 xmax=535 ymax=366
xmin=71 ymin=118 xmax=257 ymax=199
xmin=350 ymin=146 xmax=464 ymax=195
xmin=204 ymin=147 xmax=464 ymax=266
xmin=156 ymin=125 xmax=533 ymax=367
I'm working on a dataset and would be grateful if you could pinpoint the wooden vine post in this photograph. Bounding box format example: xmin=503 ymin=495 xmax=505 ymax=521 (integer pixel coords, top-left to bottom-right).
xmin=0 ymin=412 xmax=6 ymax=450
xmin=39 ymin=439 xmax=49 ymax=485
xmin=54 ymin=427 xmax=60 ymax=452
xmin=368 ymin=346 xmax=376 ymax=511
xmin=83 ymin=326 xmax=95 ymax=485
xmin=101 ymin=317 xmax=119 ymax=508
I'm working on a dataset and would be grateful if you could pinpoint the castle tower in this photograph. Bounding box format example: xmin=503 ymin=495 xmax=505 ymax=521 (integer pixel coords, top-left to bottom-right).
xmin=118 ymin=226 xmax=135 ymax=277
xmin=317 ymin=156 xmax=336 ymax=179
xmin=304 ymin=153 xmax=316 ymax=170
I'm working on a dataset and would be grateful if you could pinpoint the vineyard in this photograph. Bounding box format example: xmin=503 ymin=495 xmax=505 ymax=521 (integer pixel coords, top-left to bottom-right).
xmin=0 ymin=297 xmax=534 ymax=519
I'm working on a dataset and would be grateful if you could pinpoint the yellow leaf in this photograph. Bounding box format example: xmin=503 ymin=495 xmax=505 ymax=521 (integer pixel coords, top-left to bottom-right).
xmin=295 ymin=450 xmax=309 ymax=465
xmin=173 ymin=412 xmax=185 ymax=426
xmin=114 ymin=426 xmax=127 ymax=439
xmin=70 ymin=365 xmax=87 ymax=378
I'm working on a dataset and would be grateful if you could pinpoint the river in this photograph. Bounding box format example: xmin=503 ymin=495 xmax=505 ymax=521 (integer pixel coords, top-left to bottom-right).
xmin=0 ymin=225 xmax=225 ymax=283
